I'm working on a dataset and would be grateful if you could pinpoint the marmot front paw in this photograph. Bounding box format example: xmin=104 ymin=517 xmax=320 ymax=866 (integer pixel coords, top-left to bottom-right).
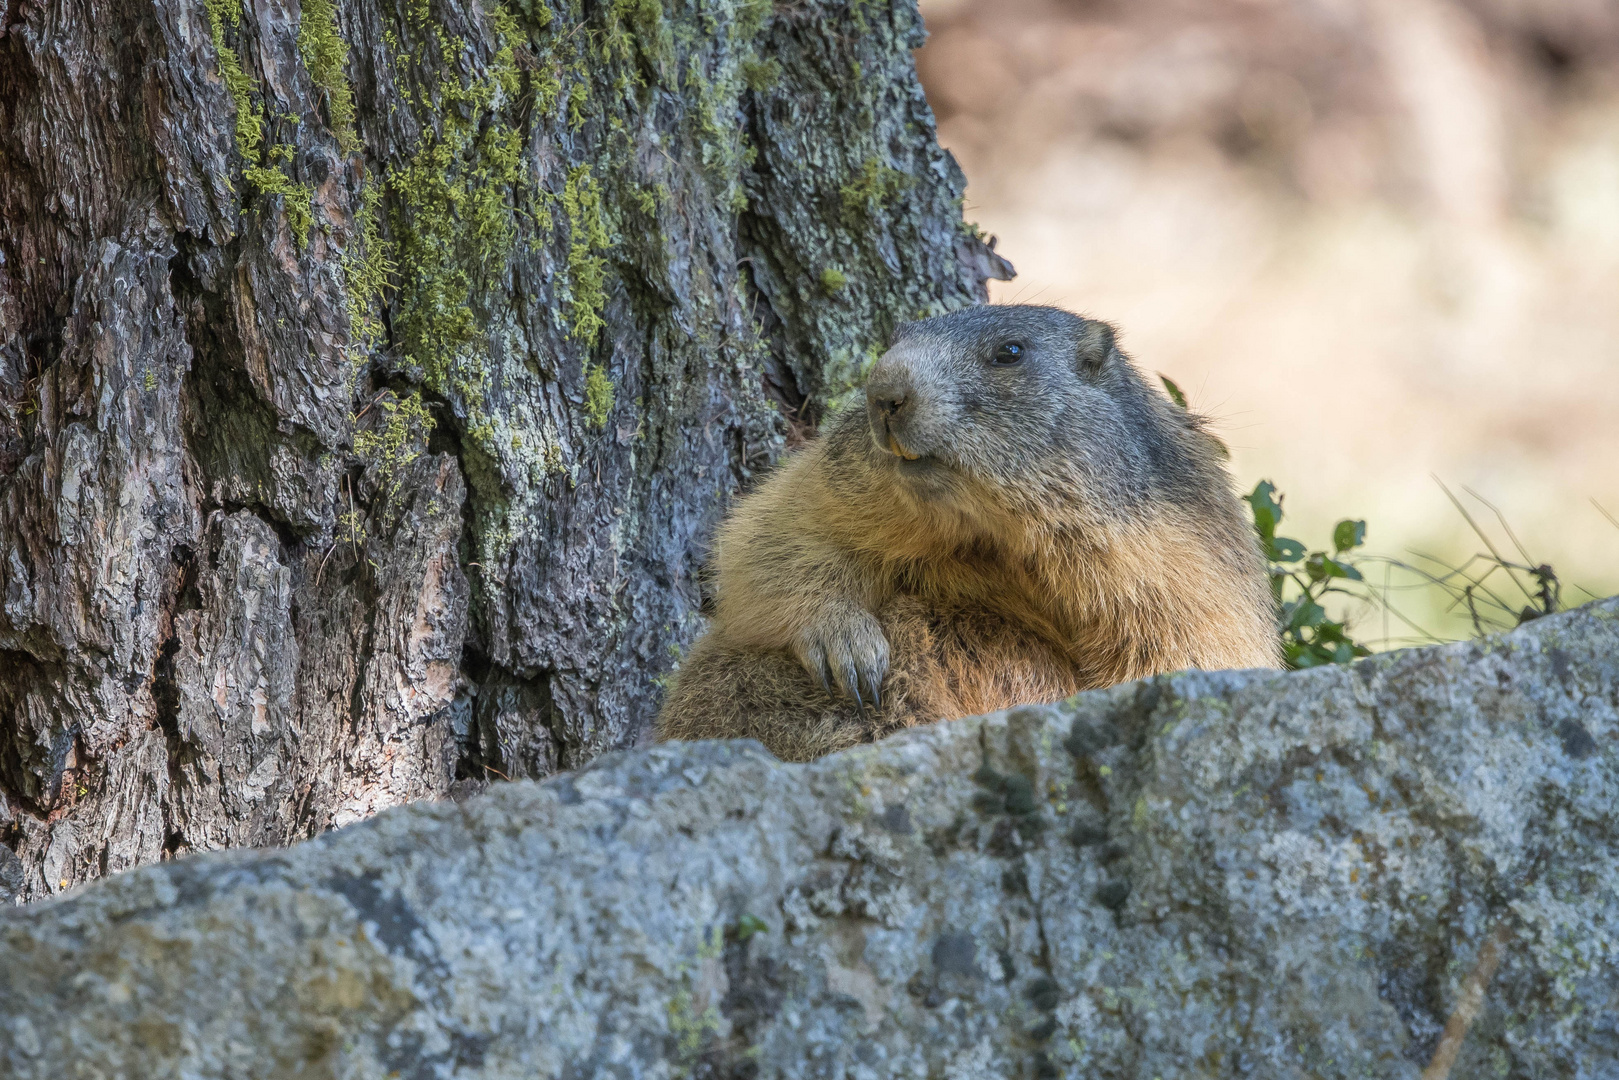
xmin=793 ymin=608 xmax=890 ymax=711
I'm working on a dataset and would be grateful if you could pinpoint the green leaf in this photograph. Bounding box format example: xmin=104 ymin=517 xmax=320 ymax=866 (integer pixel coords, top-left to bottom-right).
xmin=1269 ymin=537 xmax=1306 ymax=563
xmin=1286 ymin=599 xmax=1326 ymax=631
xmin=1247 ymin=481 xmax=1283 ymax=541
xmin=1159 ymin=374 xmax=1188 ymax=409
xmin=735 ymin=914 xmax=769 ymax=941
xmin=1333 ymin=519 xmax=1366 ymax=553
xmin=1307 ymin=554 xmax=1362 ymax=582
xmin=1314 ymin=620 xmax=1347 ymax=644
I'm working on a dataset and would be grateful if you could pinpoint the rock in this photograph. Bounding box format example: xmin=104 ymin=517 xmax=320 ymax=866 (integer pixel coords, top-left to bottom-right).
xmin=0 ymin=844 xmax=22 ymax=905
xmin=2 ymin=600 xmax=1616 ymax=1079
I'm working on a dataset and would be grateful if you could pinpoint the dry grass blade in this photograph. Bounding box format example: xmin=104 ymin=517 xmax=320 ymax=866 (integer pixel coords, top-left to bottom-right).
xmin=1433 ymin=477 xmax=1540 ymax=608
xmin=1420 ymin=923 xmax=1512 ymax=1080
xmin=1398 ymin=553 xmax=1519 ymax=625
xmin=1463 ymin=484 xmax=1537 ymax=566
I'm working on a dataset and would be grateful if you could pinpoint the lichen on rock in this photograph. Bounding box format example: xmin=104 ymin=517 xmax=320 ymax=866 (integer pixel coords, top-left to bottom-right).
xmin=3 ymin=601 xmax=1615 ymax=1078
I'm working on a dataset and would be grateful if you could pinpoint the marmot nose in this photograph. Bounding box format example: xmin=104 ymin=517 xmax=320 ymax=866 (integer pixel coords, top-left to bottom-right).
xmin=866 ymin=369 xmax=915 ymax=419
xmin=866 ymin=368 xmax=924 ymax=458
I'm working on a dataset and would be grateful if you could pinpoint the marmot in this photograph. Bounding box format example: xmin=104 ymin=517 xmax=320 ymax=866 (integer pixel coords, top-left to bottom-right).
xmin=658 ymin=305 xmax=1279 ymax=761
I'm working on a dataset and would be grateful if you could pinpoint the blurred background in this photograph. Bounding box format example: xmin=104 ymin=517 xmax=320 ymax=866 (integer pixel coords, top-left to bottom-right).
xmin=916 ymin=0 xmax=1619 ymax=644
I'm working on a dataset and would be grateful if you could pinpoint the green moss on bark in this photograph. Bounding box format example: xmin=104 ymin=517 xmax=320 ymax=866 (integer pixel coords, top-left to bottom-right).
xmin=206 ymin=0 xmax=319 ymax=247
xmin=342 ymin=182 xmax=397 ymax=350
xmin=386 ymin=13 xmax=524 ymax=432
xmin=243 ymin=163 xmax=314 ymax=247
xmin=297 ymin=0 xmax=360 ymax=153
xmin=355 ymin=0 xmax=788 ymax=573
xmin=840 ymin=156 xmax=913 ymax=217
xmin=205 ymin=0 xmax=263 ymax=163
xmin=583 ymin=363 xmax=615 ymax=429
xmin=609 ymin=0 xmax=674 ymax=75
xmin=740 ymin=55 xmax=780 ymax=91
xmin=561 ymin=164 xmax=611 ymax=345
xmin=354 ymin=391 xmax=436 ymax=508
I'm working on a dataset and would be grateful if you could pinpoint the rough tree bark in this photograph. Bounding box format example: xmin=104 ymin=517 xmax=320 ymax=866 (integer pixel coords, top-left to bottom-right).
xmin=0 ymin=0 xmax=1011 ymax=902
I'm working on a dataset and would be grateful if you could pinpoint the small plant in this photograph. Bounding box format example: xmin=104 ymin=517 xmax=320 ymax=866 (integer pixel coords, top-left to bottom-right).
xmin=1160 ymin=374 xmax=1229 ymax=458
xmin=1238 ymin=457 xmax=1604 ymax=659
xmin=1160 ymin=382 xmax=1372 ymax=666
xmin=1246 ymin=481 xmax=1373 ymax=669
xmin=1158 ymin=374 xmax=1189 ymax=409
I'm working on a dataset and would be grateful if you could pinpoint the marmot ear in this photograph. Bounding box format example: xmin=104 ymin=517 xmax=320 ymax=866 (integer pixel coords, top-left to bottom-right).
xmin=1075 ymin=320 xmax=1117 ymax=376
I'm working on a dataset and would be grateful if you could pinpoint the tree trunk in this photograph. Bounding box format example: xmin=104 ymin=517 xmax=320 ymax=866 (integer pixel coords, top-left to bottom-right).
xmin=0 ymin=0 xmax=1009 ymax=901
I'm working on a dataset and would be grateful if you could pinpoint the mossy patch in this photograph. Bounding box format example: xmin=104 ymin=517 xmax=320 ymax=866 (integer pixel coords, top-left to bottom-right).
xmin=385 ymin=12 xmax=525 ymax=433
xmin=609 ymin=0 xmax=675 ymax=77
xmin=740 ymin=55 xmax=780 ymax=92
xmin=561 ymin=164 xmax=611 ymax=345
xmin=682 ymin=50 xmax=756 ymax=212
xmin=342 ymin=182 xmax=397 ymax=351
xmin=736 ymin=0 xmax=772 ymax=38
xmin=354 ymin=390 xmax=436 ymax=509
xmin=207 ymin=0 xmax=318 ymax=247
xmin=297 ymin=0 xmax=360 ymax=153
xmin=205 ymin=0 xmax=263 ymax=163
xmin=841 ymin=156 xmax=913 ymax=217
xmin=331 ymin=0 xmax=785 ymax=574
xmin=583 ymin=363 xmax=615 ymax=429
xmin=243 ymin=161 xmax=315 ymax=247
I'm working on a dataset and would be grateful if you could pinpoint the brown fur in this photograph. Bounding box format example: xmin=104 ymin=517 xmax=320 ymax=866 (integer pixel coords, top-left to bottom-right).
xmin=657 ymin=306 xmax=1279 ymax=761
xmin=659 ymin=597 xmax=1083 ymax=761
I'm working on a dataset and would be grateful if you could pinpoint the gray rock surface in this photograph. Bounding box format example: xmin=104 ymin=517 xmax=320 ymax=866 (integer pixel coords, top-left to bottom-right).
xmin=3 ymin=599 xmax=1617 ymax=1079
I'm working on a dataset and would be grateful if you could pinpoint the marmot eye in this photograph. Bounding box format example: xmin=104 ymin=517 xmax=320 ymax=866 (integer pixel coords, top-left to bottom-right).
xmin=993 ymin=341 xmax=1025 ymax=366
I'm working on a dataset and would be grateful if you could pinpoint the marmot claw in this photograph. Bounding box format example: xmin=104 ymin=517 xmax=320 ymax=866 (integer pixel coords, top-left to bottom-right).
xmin=795 ymin=609 xmax=890 ymax=712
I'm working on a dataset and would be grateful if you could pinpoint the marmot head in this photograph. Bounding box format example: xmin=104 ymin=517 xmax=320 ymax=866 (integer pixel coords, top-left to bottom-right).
xmin=858 ymin=304 xmax=1228 ymax=530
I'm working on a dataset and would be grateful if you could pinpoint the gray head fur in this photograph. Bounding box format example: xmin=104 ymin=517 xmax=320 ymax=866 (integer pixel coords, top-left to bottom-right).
xmin=827 ymin=304 xmax=1231 ymax=528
